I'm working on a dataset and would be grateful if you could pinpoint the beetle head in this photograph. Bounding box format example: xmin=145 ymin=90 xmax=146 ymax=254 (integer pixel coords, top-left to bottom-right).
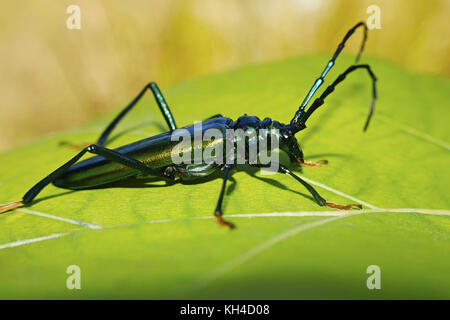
xmin=278 ymin=124 xmax=304 ymax=163
xmin=258 ymin=118 xmax=304 ymax=164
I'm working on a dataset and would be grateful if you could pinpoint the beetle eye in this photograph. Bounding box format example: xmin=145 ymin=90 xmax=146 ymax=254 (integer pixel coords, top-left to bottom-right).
xmin=281 ymin=128 xmax=292 ymax=139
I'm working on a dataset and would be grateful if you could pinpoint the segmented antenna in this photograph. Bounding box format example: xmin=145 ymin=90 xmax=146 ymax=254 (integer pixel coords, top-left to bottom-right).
xmin=291 ymin=22 xmax=368 ymax=132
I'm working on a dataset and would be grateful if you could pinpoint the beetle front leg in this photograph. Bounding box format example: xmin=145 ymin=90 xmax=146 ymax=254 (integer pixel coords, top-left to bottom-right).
xmin=288 ymin=147 xmax=328 ymax=168
xmin=298 ymin=159 xmax=328 ymax=167
xmin=251 ymin=163 xmax=361 ymax=210
xmin=280 ymin=164 xmax=362 ymax=209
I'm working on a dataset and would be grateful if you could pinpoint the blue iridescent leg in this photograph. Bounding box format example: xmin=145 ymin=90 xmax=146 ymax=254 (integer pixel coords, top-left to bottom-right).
xmin=214 ymin=164 xmax=235 ymax=229
xmin=97 ymin=82 xmax=177 ymax=146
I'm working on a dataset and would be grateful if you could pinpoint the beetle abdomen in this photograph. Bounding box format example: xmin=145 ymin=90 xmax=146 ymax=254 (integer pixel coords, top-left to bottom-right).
xmin=53 ymin=117 xmax=233 ymax=189
xmin=53 ymin=159 xmax=142 ymax=189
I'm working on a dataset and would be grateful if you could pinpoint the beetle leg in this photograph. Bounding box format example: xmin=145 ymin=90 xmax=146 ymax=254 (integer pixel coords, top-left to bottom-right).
xmin=214 ymin=164 xmax=235 ymax=229
xmin=96 ymin=82 xmax=177 ymax=146
xmin=279 ymin=164 xmax=361 ymax=209
xmin=0 ymin=201 xmax=24 ymax=214
xmin=325 ymin=202 xmax=362 ymax=210
xmin=59 ymin=141 xmax=92 ymax=150
xmin=59 ymin=82 xmax=177 ymax=149
xmin=0 ymin=144 xmax=166 ymax=214
xmin=251 ymin=163 xmax=362 ymax=210
xmin=298 ymin=159 xmax=328 ymax=167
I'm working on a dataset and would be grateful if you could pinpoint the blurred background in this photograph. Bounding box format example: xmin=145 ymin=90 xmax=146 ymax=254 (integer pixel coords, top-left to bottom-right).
xmin=0 ymin=0 xmax=449 ymax=151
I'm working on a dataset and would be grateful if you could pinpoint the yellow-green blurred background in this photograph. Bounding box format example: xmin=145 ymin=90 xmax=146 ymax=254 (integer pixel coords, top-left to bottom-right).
xmin=0 ymin=0 xmax=449 ymax=152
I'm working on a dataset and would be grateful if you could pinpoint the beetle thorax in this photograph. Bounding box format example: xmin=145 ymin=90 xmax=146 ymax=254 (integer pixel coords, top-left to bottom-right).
xmin=230 ymin=115 xmax=304 ymax=163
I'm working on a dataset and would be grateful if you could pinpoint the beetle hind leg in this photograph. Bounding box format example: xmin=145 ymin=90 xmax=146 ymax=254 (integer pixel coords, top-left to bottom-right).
xmin=0 ymin=144 xmax=167 ymax=215
xmin=0 ymin=201 xmax=24 ymax=214
xmin=60 ymin=82 xmax=178 ymax=151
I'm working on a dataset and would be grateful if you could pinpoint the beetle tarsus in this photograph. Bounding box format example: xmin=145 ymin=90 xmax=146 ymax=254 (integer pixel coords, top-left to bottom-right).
xmin=215 ymin=214 xmax=236 ymax=229
xmin=0 ymin=201 xmax=24 ymax=214
xmin=325 ymin=202 xmax=362 ymax=210
xmin=59 ymin=141 xmax=92 ymax=150
xmin=298 ymin=160 xmax=328 ymax=167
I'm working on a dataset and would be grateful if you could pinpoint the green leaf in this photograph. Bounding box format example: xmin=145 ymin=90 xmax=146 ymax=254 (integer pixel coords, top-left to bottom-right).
xmin=0 ymin=55 xmax=449 ymax=299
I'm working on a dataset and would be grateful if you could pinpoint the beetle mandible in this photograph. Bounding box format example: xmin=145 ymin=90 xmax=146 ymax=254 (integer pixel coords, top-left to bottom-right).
xmin=0 ymin=22 xmax=377 ymax=229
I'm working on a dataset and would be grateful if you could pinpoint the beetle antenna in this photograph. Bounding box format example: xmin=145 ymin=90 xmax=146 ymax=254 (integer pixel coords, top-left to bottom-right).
xmin=296 ymin=64 xmax=377 ymax=132
xmin=291 ymin=21 xmax=368 ymax=132
xmin=0 ymin=201 xmax=24 ymax=214
xmin=363 ymin=81 xmax=376 ymax=132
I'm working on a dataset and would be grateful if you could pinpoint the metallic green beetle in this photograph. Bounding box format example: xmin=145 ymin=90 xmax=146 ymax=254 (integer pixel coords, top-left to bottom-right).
xmin=0 ymin=22 xmax=376 ymax=228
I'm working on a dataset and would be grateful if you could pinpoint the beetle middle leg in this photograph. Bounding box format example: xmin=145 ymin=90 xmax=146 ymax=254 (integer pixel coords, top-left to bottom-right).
xmin=252 ymin=163 xmax=361 ymax=210
xmin=0 ymin=144 xmax=166 ymax=213
xmin=61 ymin=82 xmax=177 ymax=149
xmin=214 ymin=164 xmax=236 ymax=229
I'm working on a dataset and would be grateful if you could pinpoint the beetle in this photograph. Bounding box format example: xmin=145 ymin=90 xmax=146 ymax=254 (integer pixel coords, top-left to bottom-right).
xmin=0 ymin=22 xmax=377 ymax=229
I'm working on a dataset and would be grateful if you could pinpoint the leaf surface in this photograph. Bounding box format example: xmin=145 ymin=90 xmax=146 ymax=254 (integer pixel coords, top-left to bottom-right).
xmin=0 ymin=55 xmax=449 ymax=298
